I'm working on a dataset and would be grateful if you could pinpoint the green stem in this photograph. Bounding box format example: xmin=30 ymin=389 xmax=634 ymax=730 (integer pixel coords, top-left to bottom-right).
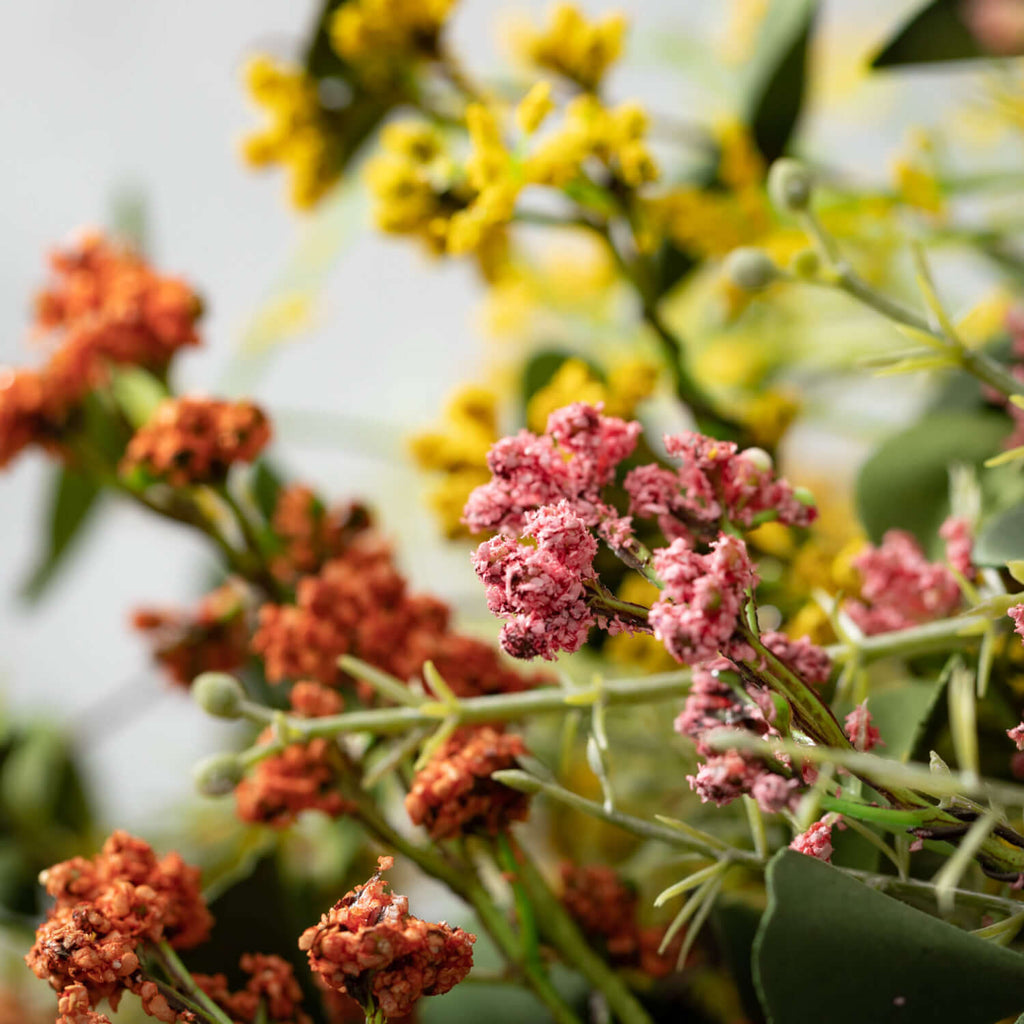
xmin=492 ymin=769 xmax=759 ymax=866
xmin=238 ymin=669 xmax=694 ymax=751
xmin=512 ymin=842 xmax=655 ymax=1024
xmin=349 ymin=803 xmax=583 ymax=1024
xmin=152 ymin=941 xmax=236 ymax=1024
xmin=800 ymin=209 xmax=1022 ymax=399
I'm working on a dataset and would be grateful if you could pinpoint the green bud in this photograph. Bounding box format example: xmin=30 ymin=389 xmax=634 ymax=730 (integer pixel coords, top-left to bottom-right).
xmin=739 ymin=446 xmax=773 ymax=473
xmin=768 ymin=158 xmax=813 ymax=213
xmin=723 ymin=247 xmax=779 ymax=292
xmin=193 ymin=753 xmax=244 ymax=797
xmin=793 ymin=486 xmax=816 ymax=507
xmin=192 ymin=672 xmax=245 ymax=719
xmin=1007 ymin=560 xmax=1024 ymax=585
xmin=790 ymin=247 xmax=821 ymax=279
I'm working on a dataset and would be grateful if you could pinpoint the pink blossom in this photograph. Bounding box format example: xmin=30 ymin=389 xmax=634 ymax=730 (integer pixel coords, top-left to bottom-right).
xmin=546 ymin=402 xmax=640 ymax=486
xmin=1009 ymin=603 xmax=1024 ymax=642
xmin=471 ymin=502 xmax=598 ymax=661
xmin=1008 ymin=722 xmax=1024 ymax=751
xmin=687 ymin=750 xmax=761 ymax=807
xmin=463 ymin=405 xmax=639 ymax=535
xmin=650 ymin=536 xmax=756 ymax=666
xmin=939 ymin=515 xmax=974 ymax=578
xmin=790 ymin=819 xmax=833 ymax=862
xmin=844 ymin=700 xmax=881 ymax=752
xmin=761 ymin=632 xmax=832 ymax=687
xmin=751 ymin=772 xmax=800 ymax=814
xmin=844 ymin=530 xmax=961 ymax=636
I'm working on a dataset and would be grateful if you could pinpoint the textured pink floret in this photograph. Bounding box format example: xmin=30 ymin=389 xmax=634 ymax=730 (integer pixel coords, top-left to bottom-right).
xmin=522 ymin=500 xmax=598 ymax=574
xmin=627 ymin=432 xmax=816 ymax=541
xmin=1009 ymin=603 xmax=1024 ymax=643
xmin=790 ymin=819 xmax=833 ymax=862
xmin=761 ymin=632 xmax=832 ymax=688
xmin=463 ymin=404 xmax=640 ymax=536
xmin=650 ymin=536 xmax=756 ymax=666
xmin=844 ymin=700 xmax=881 ymax=752
xmin=939 ymin=515 xmax=974 ymax=578
xmin=687 ymin=750 xmax=761 ymax=807
xmin=845 ymin=530 xmax=961 ymax=636
xmin=751 ymin=772 xmax=801 ymax=814
xmin=471 ymin=502 xmax=597 ymax=661
xmin=1008 ymin=722 xmax=1024 ymax=752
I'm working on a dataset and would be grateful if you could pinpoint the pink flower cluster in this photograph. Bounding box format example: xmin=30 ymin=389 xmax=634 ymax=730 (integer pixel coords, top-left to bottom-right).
xmin=472 ymin=501 xmax=599 ymax=660
xmin=790 ymin=819 xmax=834 ymax=862
xmin=844 ymin=700 xmax=881 ymax=752
xmin=624 ymin=433 xmax=814 ymax=542
xmin=649 ymin=535 xmax=756 ymax=665
xmin=463 ymin=402 xmax=639 ymax=536
xmin=845 ymin=529 xmax=962 ymax=636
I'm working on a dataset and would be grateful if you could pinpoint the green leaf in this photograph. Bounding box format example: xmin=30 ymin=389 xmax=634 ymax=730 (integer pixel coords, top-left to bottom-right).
xmin=249 ymin=460 xmax=286 ymax=521
xmin=871 ymin=0 xmax=986 ymax=68
xmin=855 ymin=411 xmax=1009 ymax=549
xmin=20 ymin=466 xmax=103 ymax=602
xmin=743 ymin=0 xmax=819 ymax=163
xmin=973 ymin=502 xmax=1024 ymax=566
xmin=109 ymin=366 xmax=168 ymax=428
xmin=755 ymin=850 xmax=1024 ymax=1024
xmin=868 ymin=680 xmax=944 ymax=761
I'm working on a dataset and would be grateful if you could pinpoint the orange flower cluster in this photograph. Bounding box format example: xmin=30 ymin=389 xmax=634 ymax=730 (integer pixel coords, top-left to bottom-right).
xmin=235 ymin=681 xmax=352 ymax=827
xmin=298 ymin=857 xmax=475 ymax=1020
xmin=194 ymin=954 xmax=311 ymax=1024
xmin=405 ymin=727 xmax=530 ymax=839
xmin=25 ymin=832 xmax=213 ymax=1023
xmin=121 ymin=396 xmax=271 ymax=486
xmin=559 ymin=864 xmax=678 ymax=977
xmin=253 ymin=533 xmax=539 ymax=699
xmin=270 ymin=484 xmax=372 ymax=582
xmin=1 ymin=232 xmax=201 ymax=469
xmin=133 ymin=581 xmax=251 ymax=687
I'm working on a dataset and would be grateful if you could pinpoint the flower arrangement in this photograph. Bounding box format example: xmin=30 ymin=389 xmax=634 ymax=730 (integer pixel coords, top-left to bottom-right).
xmin=6 ymin=2 xmax=1024 ymax=1024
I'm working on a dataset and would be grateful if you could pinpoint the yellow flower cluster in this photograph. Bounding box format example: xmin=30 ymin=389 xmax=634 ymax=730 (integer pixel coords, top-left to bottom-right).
xmin=525 ymin=357 xmax=657 ymax=432
xmin=241 ymin=55 xmax=341 ymax=210
xmin=331 ymin=0 xmax=457 ymax=66
xmin=409 ymin=386 xmax=499 ymax=538
xmin=366 ymin=86 xmax=658 ymax=272
xmin=520 ymin=3 xmax=627 ymax=92
xmin=645 ymin=120 xmax=769 ymax=258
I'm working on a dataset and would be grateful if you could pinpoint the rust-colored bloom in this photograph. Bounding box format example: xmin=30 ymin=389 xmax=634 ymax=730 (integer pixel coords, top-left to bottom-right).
xmin=120 ymin=396 xmax=271 ymax=487
xmin=40 ymin=831 xmax=212 ymax=951
xmin=270 ymin=484 xmax=373 ymax=581
xmin=1 ymin=232 xmax=202 ymax=472
xmin=560 ymin=864 xmax=679 ymax=977
xmin=253 ymin=532 xmax=541 ymax=700
xmin=26 ymin=832 xmax=212 ymax=1022
xmin=405 ymin=727 xmax=530 ymax=840
xmin=194 ymin=953 xmax=311 ymax=1024
xmin=299 ymin=857 xmax=475 ymax=1020
xmin=235 ymin=734 xmax=353 ymax=829
xmin=133 ymin=581 xmax=251 ymax=687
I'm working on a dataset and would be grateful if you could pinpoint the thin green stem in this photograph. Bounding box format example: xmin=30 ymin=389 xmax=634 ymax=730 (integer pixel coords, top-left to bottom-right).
xmin=152 ymin=941 xmax=236 ymax=1024
xmin=492 ymin=769 xmax=760 ymax=866
xmin=512 ymin=841 xmax=655 ymax=1024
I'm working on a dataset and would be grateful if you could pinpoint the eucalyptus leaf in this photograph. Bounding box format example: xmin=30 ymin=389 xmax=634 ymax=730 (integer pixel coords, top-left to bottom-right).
xmin=755 ymin=850 xmax=1024 ymax=1024
xmin=973 ymin=502 xmax=1024 ymax=567
xmin=855 ymin=412 xmax=1009 ymax=549
xmin=871 ymin=0 xmax=986 ymax=68
xmin=743 ymin=0 xmax=818 ymax=163
xmin=20 ymin=466 xmax=103 ymax=602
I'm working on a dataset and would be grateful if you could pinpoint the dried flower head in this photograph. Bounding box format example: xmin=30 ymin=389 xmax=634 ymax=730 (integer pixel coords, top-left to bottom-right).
xmin=194 ymin=954 xmax=311 ymax=1024
xmin=405 ymin=727 xmax=530 ymax=839
xmin=120 ymin=396 xmax=271 ymax=487
xmin=298 ymin=857 xmax=475 ymax=1019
